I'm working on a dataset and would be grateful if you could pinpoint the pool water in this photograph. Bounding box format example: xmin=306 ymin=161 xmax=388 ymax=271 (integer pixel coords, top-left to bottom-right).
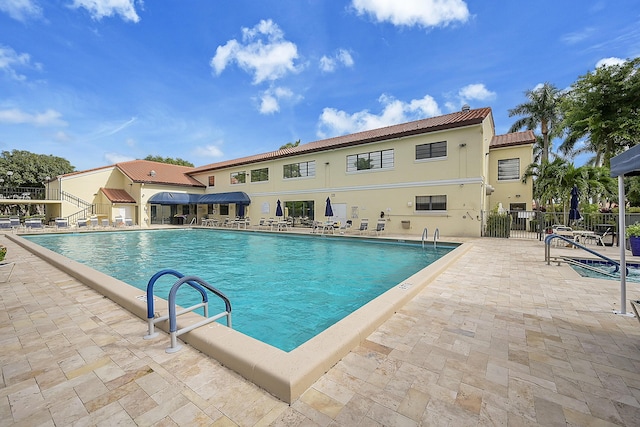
xmin=24 ymin=229 xmax=455 ymax=351
xmin=571 ymin=259 xmax=640 ymax=282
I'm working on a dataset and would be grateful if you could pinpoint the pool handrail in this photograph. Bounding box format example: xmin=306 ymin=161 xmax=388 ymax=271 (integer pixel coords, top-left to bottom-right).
xmin=421 ymin=227 xmax=428 ymax=248
xmin=167 ymin=275 xmax=232 ymax=353
xmin=544 ymin=233 xmax=626 ymax=274
xmin=434 ymin=228 xmax=439 ymax=248
xmin=144 ymin=269 xmax=209 ymax=339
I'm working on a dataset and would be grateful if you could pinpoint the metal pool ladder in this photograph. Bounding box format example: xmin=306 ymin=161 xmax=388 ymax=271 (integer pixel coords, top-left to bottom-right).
xmin=143 ymin=269 xmax=232 ymax=353
xmin=422 ymin=227 xmax=440 ymax=248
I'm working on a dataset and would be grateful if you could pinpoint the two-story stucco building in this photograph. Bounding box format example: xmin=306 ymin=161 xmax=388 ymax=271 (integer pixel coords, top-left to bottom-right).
xmin=44 ymin=106 xmax=534 ymax=237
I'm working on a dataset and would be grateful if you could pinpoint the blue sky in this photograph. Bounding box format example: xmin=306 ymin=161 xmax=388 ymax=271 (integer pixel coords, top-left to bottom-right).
xmin=1 ymin=0 xmax=639 ymax=171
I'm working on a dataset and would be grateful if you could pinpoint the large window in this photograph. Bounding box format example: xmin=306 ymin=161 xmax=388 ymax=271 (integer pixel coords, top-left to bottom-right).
xmin=230 ymin=171 xmax=246 ymax=184
xmin=416 ymin=141 xmax=447 ymax=160
xmin=251 ymin=168 xmax=269 ymax=182
xmin=346 ymin=149 xmax=394 ymax=172
xmin=283 ymin=161 xmax=315 ymax=179
xmin=208 ymin=176 xmax=215 ymax=186
xmin=415 ymin=195 xmax=447 ymax=211
xmin=498 ymin=158 xmax=520 ymax=181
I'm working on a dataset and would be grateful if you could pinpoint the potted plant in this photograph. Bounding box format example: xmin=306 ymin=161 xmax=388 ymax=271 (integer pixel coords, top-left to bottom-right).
xmin=625 ymin=222 xmax=640 ymax=256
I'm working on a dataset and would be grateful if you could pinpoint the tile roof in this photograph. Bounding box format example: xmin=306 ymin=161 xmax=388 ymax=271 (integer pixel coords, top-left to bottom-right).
xmin=100 ymin=188 xmax=136 ymax=203
xmin=190 ymin=107 xmax=493 ymax=173
xmin=116 ymin=160 xmax=205 ymax=187
xmin=490 ymin=130 xmax=536 ymax=148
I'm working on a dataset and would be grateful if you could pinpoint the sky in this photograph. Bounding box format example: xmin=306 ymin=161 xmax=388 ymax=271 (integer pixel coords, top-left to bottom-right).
xmin=1 ymin=0 xmax=639 ymax=171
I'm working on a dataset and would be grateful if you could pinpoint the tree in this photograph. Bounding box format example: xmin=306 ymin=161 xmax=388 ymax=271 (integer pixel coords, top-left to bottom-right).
xmin=559 ymin=57 xmax=640 ymax=167
xmin=509 ymin=82 xmax=564 ymax=163
xmin=279 ymin=139 xmax=301 ymax=150
xmin=143 ymin=155 xmax=194 ymax=167
xmin=0 ymin=150 xmax=75 ymax=187
xmin=522 ymin=159 xmax=615 ymax=214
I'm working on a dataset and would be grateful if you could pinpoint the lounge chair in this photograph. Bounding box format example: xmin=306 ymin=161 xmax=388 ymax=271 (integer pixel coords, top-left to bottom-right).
xmin=125 ymin=218 xmax=134 ymax=227
xmin=358 ymin=219 xmax=369 ymax=234
xmin=339 ymin=220 xmax=353 ymax=234
xmin=55 ymin=218 xmax=69 ymax=230
xmin=90 ymin=217 xmax=99 ymax=228
xmin=9 ymin=217 xmax=20 ymax=230
xmin=372 ymin=219 xmax=386 ymax=235
xmin=25 ymin=219 xmax=44 ymax=232
xmin=114 ymin=216 xmax=124 ymax=226
xmin=77 ymin=218 xmax=88 ymax=229
xmin=0 ymin=219 xmax=11 ymax=230
xmin=257 ymin=218 xmax=267 ymax=230
xmin=101 ymin=219 xmax=109 ymax=227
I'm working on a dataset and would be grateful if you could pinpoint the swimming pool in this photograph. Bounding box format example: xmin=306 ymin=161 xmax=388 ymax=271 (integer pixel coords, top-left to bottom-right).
xmin=23 ymin=229 xmax=455 ymax=351
xmin=570 ymin=258 xmax=640 ymax=282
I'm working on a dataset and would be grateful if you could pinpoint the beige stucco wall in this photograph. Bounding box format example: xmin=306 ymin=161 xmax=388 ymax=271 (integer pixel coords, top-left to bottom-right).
xmin=487 ymin=144 xmax=534 ymax=212
xmin=190 ymin=119 xmax=504 ymax=237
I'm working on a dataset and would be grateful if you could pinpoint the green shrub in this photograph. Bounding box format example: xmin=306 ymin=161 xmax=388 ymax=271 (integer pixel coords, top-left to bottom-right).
xmin=485 ymin=212 xmax=511 ymax=238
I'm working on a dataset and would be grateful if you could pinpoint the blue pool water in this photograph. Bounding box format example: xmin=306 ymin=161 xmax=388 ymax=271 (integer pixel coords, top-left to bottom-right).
xmin=24 ymin=229 xmax=455 ymax=351
xmin=571 ymin=259 xmax=640 ymax=282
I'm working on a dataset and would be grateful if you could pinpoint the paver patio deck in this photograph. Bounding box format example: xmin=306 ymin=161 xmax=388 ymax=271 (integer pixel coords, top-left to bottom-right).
xmin=1 ymin=231 xmax=639 ymax=426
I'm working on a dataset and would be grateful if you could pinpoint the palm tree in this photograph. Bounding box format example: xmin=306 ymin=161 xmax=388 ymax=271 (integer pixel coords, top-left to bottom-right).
xmin=509 ymin=83 xmax=564 ymax=163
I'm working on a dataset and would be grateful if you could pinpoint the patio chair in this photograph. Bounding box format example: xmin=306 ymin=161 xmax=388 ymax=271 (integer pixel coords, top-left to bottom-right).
xmin=76 ymin=218 xmax=88 ymax=229
xmin=25 ymin=219 xmax=44 ymax=232
xmin=311 ymin=220 xmax=323 ymax=234
xmin=358 ymin=219 xmax=369 ymax=235
xmin=114 ymin=216 xmax=124 ymax=226
xmin=0 ymin=219 xmax=11 ymax=230
xmin=55 ymin=218 xmax=69 ymax=230
xmin=372 ymin=219 xmax=386 ymax=236
xmin=90 ymin=217 xmax=99 ymax=228
xmin=101 ymin=219 xmax=109 ymax=227
xmin=339 ymin=220 xmax=353 ymax=234
xmin=9 ymin=217 xmax=20 ymax=230
xmin=125 ymin=218 xmax=134 ymax=227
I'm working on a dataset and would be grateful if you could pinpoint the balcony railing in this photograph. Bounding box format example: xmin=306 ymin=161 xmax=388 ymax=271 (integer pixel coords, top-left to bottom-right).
xmin=0 ymin=186 xmax=49 ymax=200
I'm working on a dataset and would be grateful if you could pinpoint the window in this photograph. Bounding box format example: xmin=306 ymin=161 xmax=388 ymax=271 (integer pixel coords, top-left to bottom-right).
xmin=415 ymin=195 xmax=447 ymax=211
xmin=346 ymin=149 xmax=394 ymax=172
xmin=416 ymin=141 xmax=447 ymax=160
xmin=219 ymin=204 xmax=229 ymax=216
xmin=208 ymin=176 xmax=215 ymax=186
xmin=283 ymin=161 xmax=316 ymax=179
xmin=230 ymin=171 xmax=246 ymax=184
xmin=498 ymin=158 xmax=520 ymax=181
xmin=251 ymin=168 xmax=269 ymax=182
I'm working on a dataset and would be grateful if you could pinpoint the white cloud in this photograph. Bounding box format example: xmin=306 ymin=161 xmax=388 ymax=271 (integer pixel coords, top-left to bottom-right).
xmin=0 ymin=45 xmax=41 ymax=81
xmin=0 ymin=108 xmax=66 ymax=126
xmin=317 ymin=93 xmax=441 ymax=138
xmin=561 ymin=27 xmax=595 ymax=45
xmin=258 ymin=86 xmax=297 ymax=115
xmin=193 ymin=144 xmax=224 ymax=158
xmin=70 ymin=0 xmax=141 ymax=23
xmin=596 ymin=57 xmax=626 ymax=68
xmin=104 ymin=152 xmax=135 ymax=163
xmin=320 ymin=49 xmax=354 ymax=72
xmin=458 ymin=83 xmax=496 ymax=101
xmin=445 ymin=83 xmax=495 ymax=111
xmin=210 ymin=19 xmax=302 ymax=84
xmin=352 ymin=0 xmax=469 ymax=28
xmin=0 ymin=0 xmax=42 ymax=21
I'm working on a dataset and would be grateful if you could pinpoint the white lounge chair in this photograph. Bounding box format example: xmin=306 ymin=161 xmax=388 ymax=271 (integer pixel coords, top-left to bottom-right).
xmin=372 ymin=219 xmax=386 ymax=235
xmin=358 ymin=219 xmax=369 ymax=235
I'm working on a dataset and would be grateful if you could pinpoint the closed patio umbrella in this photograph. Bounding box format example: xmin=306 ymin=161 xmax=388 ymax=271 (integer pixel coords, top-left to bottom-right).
xmin=324 ymin=197 xmax=333 ymax=218
xmin=275 ymin=199 xmax=283 ymax=218
xmin=569 ymin=186 xmax=581 ymax=224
